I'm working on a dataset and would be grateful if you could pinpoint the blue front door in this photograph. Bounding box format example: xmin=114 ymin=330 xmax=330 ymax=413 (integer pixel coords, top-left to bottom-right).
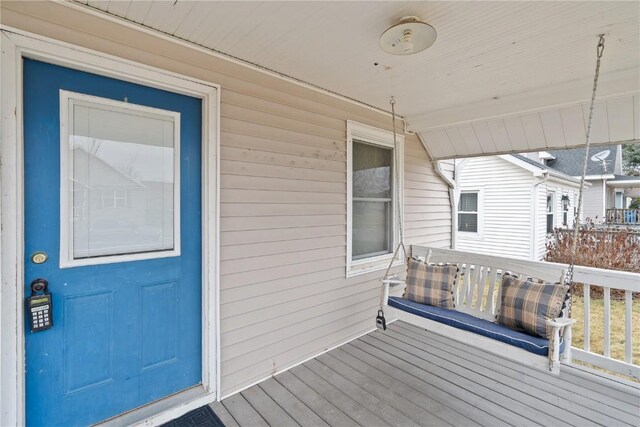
xmin=24 ymin=59 xmax=202 ymax=426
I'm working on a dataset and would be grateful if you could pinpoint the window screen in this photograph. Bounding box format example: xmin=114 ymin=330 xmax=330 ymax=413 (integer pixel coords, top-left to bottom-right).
xmin=458 ymin=192 xmax=478 ymax=233
xmin=352 ymin=141 xmax=393 ymax=259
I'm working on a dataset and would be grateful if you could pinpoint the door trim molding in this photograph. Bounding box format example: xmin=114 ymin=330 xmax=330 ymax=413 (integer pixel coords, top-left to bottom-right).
xmin=0 ymin=27 xmax=221 ymax=426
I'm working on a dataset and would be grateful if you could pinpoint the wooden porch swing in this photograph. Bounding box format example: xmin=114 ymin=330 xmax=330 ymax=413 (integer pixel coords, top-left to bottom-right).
xmin=376 ymin=35 xmax=607 ymax=375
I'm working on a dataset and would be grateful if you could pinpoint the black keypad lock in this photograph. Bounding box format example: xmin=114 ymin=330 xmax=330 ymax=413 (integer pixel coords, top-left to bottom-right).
xmin=27 ymin=279 xmax=53 ymax=332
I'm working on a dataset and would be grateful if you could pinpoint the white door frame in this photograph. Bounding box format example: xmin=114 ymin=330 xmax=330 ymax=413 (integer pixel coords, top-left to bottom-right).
xmin=0 ymin=27 xmax=220 ymax=426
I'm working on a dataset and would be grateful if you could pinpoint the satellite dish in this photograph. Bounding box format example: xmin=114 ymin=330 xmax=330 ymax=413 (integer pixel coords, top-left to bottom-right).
xmin=591 ymin=150 xmax=610 ymax=162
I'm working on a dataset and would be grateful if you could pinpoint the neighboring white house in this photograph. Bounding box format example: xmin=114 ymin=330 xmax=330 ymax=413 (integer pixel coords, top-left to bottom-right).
xmin=538 ymin=145 xmax=640 ymax=223
xmin=454 ymin=154 xmax=584 ymax=261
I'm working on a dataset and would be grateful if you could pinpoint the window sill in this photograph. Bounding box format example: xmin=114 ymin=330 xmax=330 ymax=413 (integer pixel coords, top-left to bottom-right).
xmin=347 ymin=253 xmax=404 ymax=278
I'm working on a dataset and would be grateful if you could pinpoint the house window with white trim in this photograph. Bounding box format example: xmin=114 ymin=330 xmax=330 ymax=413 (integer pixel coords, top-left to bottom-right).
xmin=458 ymin=192 xmax=478 ymax=233
xmin=347 ymin=121 xmax=403 ymax=276
xmin=562 ymin=195 xmax=570 ymax=227
xmin=547 ymin=193 xmax=555 ymax=233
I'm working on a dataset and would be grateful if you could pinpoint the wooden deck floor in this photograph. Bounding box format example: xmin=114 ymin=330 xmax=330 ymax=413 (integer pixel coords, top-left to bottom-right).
xmin=211 ymin=321 xmax=640 ymax=427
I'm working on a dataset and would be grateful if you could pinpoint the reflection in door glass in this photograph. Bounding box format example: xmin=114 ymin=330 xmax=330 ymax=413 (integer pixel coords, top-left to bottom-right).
xmin=70 ymin=101 xmax=178 ymax=259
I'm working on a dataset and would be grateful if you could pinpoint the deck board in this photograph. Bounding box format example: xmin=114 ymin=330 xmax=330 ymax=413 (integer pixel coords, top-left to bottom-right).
xmin=392 ymin=322 xmax=640 ymax=425
xmin=209 ymin=401 xmax=240 ymax=427
xmin=213 ymin=321 xmax=640 ymax=427
xmin=241 ymin=384 xmax=298 ymax=427
xmin=395 ymin=322 xmax=640 ymax=422
xmin=275 ymin=370 xmax=360 ymax=427
xmin=257 ymin=378 xmax=330 ymax=427
xmin=373 ymin=326 xmax=597 ymax=426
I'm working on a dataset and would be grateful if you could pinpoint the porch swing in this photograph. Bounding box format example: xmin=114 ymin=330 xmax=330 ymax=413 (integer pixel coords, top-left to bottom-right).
xmin=375 ymin=35 xmax=607 ymax=375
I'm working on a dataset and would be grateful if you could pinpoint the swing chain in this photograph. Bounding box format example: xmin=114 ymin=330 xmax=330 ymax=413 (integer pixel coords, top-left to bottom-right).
xmin=566 ymin=34 xmax=606 ymax=315
xmin=390 ymin=97 xmax=405 ymax=247
xmin=379 ymin=96 xmax=406 ymax=313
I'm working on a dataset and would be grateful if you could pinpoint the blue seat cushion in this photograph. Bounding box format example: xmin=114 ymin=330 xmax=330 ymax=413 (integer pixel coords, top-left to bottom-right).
xmin=388 ymin=296 xmax=564 ymax=356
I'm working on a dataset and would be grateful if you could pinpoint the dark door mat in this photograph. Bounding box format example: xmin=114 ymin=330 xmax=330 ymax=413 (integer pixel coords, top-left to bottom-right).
xmin=162 ymin=405 xmax=225 ymax=427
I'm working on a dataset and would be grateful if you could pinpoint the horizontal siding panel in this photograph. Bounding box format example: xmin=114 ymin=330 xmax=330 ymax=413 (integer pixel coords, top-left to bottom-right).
xmin=221 ymin=215 xmax=345 ymax=232
xmin=405 ymin=196 xmax=452 ymax=205
xmin=405 ymin=170 xmax=442 ymax=181
xmin=220 ymin=257 xmax=345 ymax=287
xmin=221 ymin=160 xmax=345 ymax=183
xmin=221 ymin=267 xmax=345 ymax=303
xmin=221 ymin=131 xmax=346 ymax=162
xmin=221 ymin=146 xmax=345 ymax=172
xmin=407 ymin=231 xmax=452 ymax=244
xmin=404 ymin=180 xmax=449 ymax=191
xmin=221 ymin=236 xmax=345 ymax=261
xmin=222 ymin=279 xmax=377 ymax=334
xmin=222 ymin=307 xmax=373 ymax=377
xmin=222 ymin=292 xmax=378 ymax=360
xmin=404 ymin=204 xmax=452 ymax=214
xmin=404 ymin=188 xmax=453 ymax=198
xmin=222 ymin=272 xmax=374 ymax=324
xmin=220 ymin=246 xmax=345 ymax=275
xmin=221 ymin=189 xmax=345 ymax=204
xmin=221 ymin=83 xmax=396 ymax=130
xmin=221 ymin=203 xmax=346 ymax=217
xmin=221 ymin=104 xmax=345 ymax=140
xmin=223 ymin=90 xmax=347 ymax=132
xmin=222 ymin=174 xmax=345 ymax=193
xmin=221 ymin=314 xmax=373 ymax=396
xmin=222 ymin=117 xmax=344 ymax=152
xmin=221 ymin=225 xmax=345 ymax=246
xmin=405 ymin=219 xmax=450 ymax=229
xmin=405 ymin=212 xmax=454 ymax=222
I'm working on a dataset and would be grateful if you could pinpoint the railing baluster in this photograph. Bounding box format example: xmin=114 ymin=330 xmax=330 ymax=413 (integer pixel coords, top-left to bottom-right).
xmin=583 ymin=284 xmax=590 ymax=352
xmin=625 ymin=290 xmax=633 ymax=364
xmin=604 ymin=287 xmax=611 ymax=358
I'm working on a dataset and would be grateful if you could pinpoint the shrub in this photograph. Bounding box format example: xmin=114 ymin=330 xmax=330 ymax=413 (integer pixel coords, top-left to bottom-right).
xmin=545 ymin=221 xmax=640 ymax=299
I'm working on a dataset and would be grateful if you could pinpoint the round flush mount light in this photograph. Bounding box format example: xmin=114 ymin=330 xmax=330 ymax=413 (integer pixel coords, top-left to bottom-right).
xmin=379 ymin=16 xmax=437 ymax=55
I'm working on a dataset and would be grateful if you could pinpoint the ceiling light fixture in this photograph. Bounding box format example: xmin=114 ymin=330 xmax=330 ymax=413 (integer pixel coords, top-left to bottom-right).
xmin=379 ymin=16 xmax=437 ymax=55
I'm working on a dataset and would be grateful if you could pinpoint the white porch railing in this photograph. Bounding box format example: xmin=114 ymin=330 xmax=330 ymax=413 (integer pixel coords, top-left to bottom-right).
xmin=571 ymin=265 xmax=639 ymax=379
xmin=409 ymin=247 xmax=640 ymax=380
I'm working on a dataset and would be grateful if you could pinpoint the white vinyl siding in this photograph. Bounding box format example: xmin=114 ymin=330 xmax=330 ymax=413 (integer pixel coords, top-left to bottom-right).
xmin=582 ymin=179 xmax=605 ymax=222
xmin=455 ymin=156 xmax=533 ymax=260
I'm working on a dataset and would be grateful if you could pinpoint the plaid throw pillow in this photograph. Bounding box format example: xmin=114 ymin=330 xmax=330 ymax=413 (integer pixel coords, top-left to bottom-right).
xmin=497 ymin=274 xmax=569 ymax=338
xmin=405 ymin=258 xmax=457 ymax=309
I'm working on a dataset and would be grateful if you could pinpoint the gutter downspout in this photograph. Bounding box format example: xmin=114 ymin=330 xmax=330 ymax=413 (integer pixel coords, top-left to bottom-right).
xmin=532 ymin=171 xmax=550 ymax=260
xmin=415 ymin=133 xmax=457 ymax=249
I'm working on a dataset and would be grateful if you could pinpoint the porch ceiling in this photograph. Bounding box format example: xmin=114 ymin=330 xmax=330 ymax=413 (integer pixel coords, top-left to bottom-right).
xmin=73 ymin=1 xmax=639 ymax=158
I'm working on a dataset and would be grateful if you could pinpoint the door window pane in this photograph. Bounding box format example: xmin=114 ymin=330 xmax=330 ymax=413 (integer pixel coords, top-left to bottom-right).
xmin=67 ymin=97 xmax=179 ymax=260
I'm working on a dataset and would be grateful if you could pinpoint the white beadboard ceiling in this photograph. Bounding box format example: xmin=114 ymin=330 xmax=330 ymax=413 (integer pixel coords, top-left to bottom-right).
xmin=73 ymin=0 xmax=639 ymax=159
